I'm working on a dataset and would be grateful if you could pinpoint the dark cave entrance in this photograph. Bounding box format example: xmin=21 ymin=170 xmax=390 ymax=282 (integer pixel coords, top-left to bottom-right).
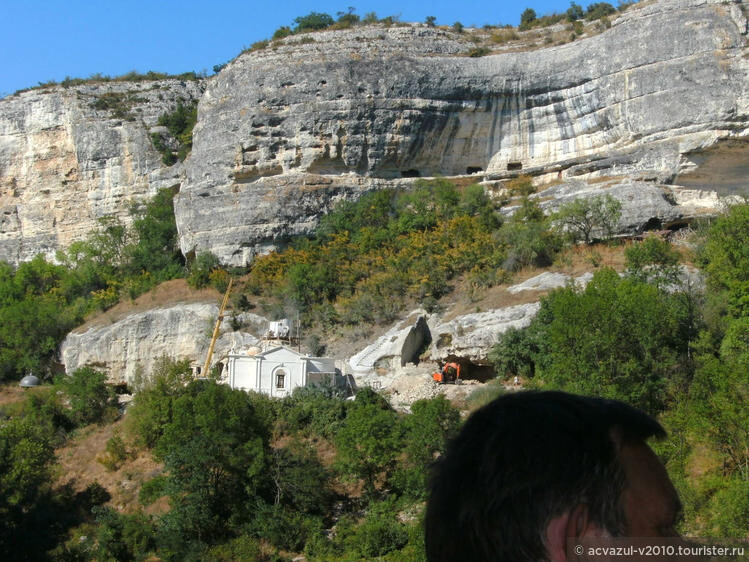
xmin=442 ymin=356 xmax=496 ymax=383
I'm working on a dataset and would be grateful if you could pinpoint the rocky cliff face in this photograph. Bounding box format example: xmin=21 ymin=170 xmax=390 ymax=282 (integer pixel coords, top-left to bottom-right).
xmin=176 ymin=0 xmax=748 ymax=265
xmin=60 ymin=303 xmax=264 ymax=384
xmin=1 ymin=0 xmax=747 ymax=267
xmin=0 ymin=80 xmax=204 ymax=264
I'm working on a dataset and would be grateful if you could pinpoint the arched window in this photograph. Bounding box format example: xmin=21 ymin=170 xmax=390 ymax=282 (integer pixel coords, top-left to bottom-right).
xmin=275 ymin=369 xmax=287 ymax=389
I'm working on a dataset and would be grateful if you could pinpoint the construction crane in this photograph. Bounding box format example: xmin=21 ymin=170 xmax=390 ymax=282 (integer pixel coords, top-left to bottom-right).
xmin=202 ymin=278 xmax=233 ymax=378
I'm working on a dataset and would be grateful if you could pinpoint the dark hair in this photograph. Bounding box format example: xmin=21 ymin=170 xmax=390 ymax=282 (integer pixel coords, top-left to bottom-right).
xmin=425 ymin=391 xmax=665 ymax=562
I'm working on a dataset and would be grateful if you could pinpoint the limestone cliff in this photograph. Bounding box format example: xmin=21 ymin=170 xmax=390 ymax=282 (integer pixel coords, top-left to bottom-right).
xmin=0 ymin=0 xmax=747 ymax=267
xmin=0 ymin=80 xmax=204 ymax=264
xmin=176 ymin=0 xmax=749 ymax=265
xmin=60 ymin=303 xmax=264 ymax=384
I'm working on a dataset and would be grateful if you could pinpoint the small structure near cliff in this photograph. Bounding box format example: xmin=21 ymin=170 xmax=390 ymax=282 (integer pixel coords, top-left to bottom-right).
xmin=227 ymin=345 xmax=338 ymax=398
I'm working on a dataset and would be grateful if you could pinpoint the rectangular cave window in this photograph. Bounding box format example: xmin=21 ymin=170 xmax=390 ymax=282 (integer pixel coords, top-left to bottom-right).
xmin=275 ymin=372 xmax=286 ymax=389
xmin=466 ymin=166 xmax=483 ymax=175
xmin=507 ymin=162 xmax=523 ymax=171
xmin=401 ymin=169 xmax=420 ymax=178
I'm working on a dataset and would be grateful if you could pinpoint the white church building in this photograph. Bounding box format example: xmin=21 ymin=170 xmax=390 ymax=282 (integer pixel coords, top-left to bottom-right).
xmin=227 ymin=346 xmax=338 ymax=398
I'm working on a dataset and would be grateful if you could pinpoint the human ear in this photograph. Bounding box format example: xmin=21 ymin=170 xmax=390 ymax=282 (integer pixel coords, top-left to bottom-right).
xmin=546 ymin=504 xmax=609 ymax=561
xmin=545 ymin=509 xmax=573 ymax=562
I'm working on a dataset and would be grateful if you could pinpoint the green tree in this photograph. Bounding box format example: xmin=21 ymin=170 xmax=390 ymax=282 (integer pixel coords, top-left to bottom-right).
xmin=0 ymin=417 xmax=55 ymax=552
xmin=566 ymin=2 xmax=584 ymax=20
xmin=697 ymin=204 xmax=749 ymax=318
xmin=585 ymin=2 xmax=616 ymax=20
xmin=336 ymin=395 xmax=402 ymax=499
xmin=553 ymin=194 xmax=622 ymax=244
xmin=519 ymin=8 xmax=537 ymax=30
xmin=126 ymin=187 xmax=184 ymax=281
xmin=392 ymin=396 xmax=461 ymax=499
xmin=533 ymin=268 xmax=695 ymax=413
xmin=489 ymin=325 xmax=542 ymax=378
xmin=293 ymin=12 xmax=334 ymax=32
xmin=336 ymin=7 xmax=360 ymax=26
xmin=127 ymin=356 xmax=194 ymax=448
xmin=625 ymin=236 xmax=682 ymax=288
xmin=425 ymin=15 xmax=437 ymax=26
xmin=56 ymin=367 xmax=116 ymax=426
xmin=155 ymin=381 xmax=270 ymax=543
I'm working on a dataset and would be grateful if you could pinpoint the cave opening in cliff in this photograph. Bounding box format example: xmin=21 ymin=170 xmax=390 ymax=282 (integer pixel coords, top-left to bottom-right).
xmin=443 ymin=356 xmax=496 ymax=383
xmin=507 ymin=161 xmax=523 ymax=171
xmin=466 ymin=166 xmax=483 ymax=175
xmin=401 ymin=169 xmax=420 ymax=178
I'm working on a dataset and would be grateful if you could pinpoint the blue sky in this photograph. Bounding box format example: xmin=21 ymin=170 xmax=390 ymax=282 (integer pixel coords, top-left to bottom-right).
xmin=3 ymin=0 xmax=605 ymax=96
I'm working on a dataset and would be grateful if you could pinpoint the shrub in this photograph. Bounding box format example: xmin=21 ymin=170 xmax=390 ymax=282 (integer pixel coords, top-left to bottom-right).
xmin=209 ymin=268 xmax=231 ymax=293
xmin=272 ymin=26 xmax=292 ymax=40
xmin=342 ymin=501 xmax=409 ymax=558
xmin=126 ymin=187 xmax=184 ymax=280
xmin=126 ymin=356 xmax=194 ymax=448
xmin=187 ymin=251 xmax=221 ymax=289
xmin=533 ymin=268 xmax=696 ymax=413
xmin=336 ymin=397 xmax=402 ymax=498
xmin=465 ymin=380 xmax=506 ymax=411
xmin=489 ymin=325 xmax=540 ymax=378
xmin=293 ymin=12 xmax=334 ymax=32
xmin=139 ymin=475 xmax=167 ymax=506
xmin=553 ymin=194 xmax=622 ymax=244
xmin=585 ymin=2 xmax=616 ymax=20
xmin=278 ymin=384 xmax=347 ymax=438
xmin=152 ymin=102 xmax=197 ymax=164
xmin=56 ymin=367 xmax=116 ymax=426
xmin=468 ymin=46 xmax=491 ymax=57
xmin=336 ymin=8 xmax=360 ymax=27
xmin=697 ymin=204 xmax=749 ymax=317
xmin=425 ymin=15 xmax=436 ymax=26
xmin=247 ymin=39 xmax=269 ymax=53
xmin=97 ymin=431 xmax=130 ymax=471
xmin=519 ymin=8 xmax=537 ymax=30
xmin=392 ymin=396 xmax=461 ymax=499
xmin=567 ymin=2 xmax=584 ymax=20
xmin=625 ymin=236 xmax=681 ymax=288
xmin=452 ymin=22 xmax=464 ymax=33
xmin=491 ymin=29 xmax=519 ymax=44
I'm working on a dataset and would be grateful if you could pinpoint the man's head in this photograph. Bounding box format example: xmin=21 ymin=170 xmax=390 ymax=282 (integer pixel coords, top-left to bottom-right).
xmin=425 ymin=391 xmax=680 ymax=561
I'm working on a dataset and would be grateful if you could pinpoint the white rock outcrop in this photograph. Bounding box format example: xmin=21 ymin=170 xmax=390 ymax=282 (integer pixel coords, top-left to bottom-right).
xmin=507 ymin=271 xmax=594 ymax=294
xmin=348 ymin=311 xmax=430 ymax=375
xmin=176 ymin=0 xmax=749 ymax=264
xmin=429 ymin=303 xmax=542 ymax=363
xmin=60 ymin=303 xmax=262 ymax=384
xmin=0 ymin=80 xmax=204 ymax=264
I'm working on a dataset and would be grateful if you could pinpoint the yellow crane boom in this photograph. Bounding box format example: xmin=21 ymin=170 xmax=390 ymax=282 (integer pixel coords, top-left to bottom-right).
xmin=202 ymin=278 xmax=233 ymax=377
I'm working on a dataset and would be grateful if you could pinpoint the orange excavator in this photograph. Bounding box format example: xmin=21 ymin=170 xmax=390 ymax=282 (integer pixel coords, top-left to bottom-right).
xmin=432 ymin=362 xmax=461 ymax=384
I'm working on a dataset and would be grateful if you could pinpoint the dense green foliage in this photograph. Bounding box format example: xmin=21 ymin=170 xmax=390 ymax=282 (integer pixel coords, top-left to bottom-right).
xmin=0 ymin=188 xmax=183 ymax=382
xmin=151 ymin=102 xmax=198 ymax=164
xmin=117 ymin=369 xmax=459 ymax=559
xmin=247 ymin=179 xmax=562 ymax=324
xmin=54 ymin=367 xmax=117 ymax=426
xmin=293 ymin=12 xmax=335 ymax=32
xmin=0 ymin=186 xmax=745 ymax=558
xmin=532 ymin=268 xmax=696 ymax=412
xmin=697 ymin=204 xmax=749 ymax=317
xmin=0 ymin=367 xmax=118 ymax=556
xmin=490 ymin=203 xmax=749 ymax=536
